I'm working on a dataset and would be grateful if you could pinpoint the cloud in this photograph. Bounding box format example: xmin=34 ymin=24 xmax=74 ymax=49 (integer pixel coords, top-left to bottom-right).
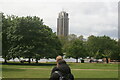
xmin=0 ymin=0 xmax=118 ymax=39
xmin=68 ymin=2 xmax=118 ymax=39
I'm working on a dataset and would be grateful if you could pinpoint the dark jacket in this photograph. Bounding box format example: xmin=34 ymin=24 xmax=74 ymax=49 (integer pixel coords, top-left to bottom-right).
xmin=50 ymin=60 xmax=74 ymax=80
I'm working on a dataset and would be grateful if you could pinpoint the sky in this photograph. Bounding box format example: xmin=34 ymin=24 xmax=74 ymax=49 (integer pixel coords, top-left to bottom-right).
xmin=0 ymin=0 xmax=119 ymax=39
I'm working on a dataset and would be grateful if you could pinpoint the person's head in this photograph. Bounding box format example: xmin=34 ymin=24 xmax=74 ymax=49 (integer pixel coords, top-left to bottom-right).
xmin=57 ymin=60 xmax=71 ymax=74
xmin=56 ymin=55 xmax=63 ymax=62
xmin=58 ymin=59 xmax=66 ymax=65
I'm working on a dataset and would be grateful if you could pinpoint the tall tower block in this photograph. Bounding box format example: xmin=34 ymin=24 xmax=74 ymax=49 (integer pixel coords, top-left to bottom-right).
xmin=57 ymin=11 xmax=69 ymax=36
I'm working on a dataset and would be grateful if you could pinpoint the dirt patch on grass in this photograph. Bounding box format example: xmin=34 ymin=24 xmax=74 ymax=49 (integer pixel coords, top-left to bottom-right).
xmin=17 ymin=68 xmax=118 ymax=71
xmin=18 ymin=68 xmax=50 ymax=70
xmin=72 ymin=69 xmax=118 ymax=71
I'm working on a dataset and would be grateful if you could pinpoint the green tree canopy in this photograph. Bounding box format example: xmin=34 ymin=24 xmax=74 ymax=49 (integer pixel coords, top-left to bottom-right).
xmin=66 ymin=38 xmax=87 ymax=63
xmin=87 ymin=35 xmax=117 ymax=63
xmin=2 ymin=15 xmax=62 ymax=63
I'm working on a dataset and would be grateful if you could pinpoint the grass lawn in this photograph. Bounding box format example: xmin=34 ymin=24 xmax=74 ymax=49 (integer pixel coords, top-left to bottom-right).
xmin=1 ymin=62 xmax=118 ymax=78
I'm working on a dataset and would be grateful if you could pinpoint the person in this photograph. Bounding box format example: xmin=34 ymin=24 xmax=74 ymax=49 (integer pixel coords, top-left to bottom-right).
xmin=50 ymin=56 xmax=74 ymax=80
xmin=50 ymin=56 xmax=63 ymax=74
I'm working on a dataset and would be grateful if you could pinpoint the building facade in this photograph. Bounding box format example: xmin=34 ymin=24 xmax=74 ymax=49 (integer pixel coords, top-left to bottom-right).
xmin=57 ymin=11 xmax=69 ymax=36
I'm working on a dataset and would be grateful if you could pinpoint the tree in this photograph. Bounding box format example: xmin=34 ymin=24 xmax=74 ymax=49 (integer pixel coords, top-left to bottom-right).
xmin=2 ymin=15 xmax=13 ymax=63
xmin=87 ymin=35 xmax=117 ymax=63
xmin=87 ymin=35 xmax=98 ymax=58
xmin=66 ymin=38 xmax=87 ymax=63
xmin=33 ymin=25 xmax=63 ymax=63
xmin=78 ymin=35 xmax=84 ymax=41
xmin=68 ymin=34 xmax=77 ymax=41
xmin=43 ymin=33 xmax=63 ymax=59
xmin=4 ymin=16 xmax=39 ymax=63
xmin=58 ymin=35 xmax=68 ymax=53
xmin=0 ymin=13 xmax=2 ymax=56
xmin=58 ymin=34 xmax=79 ymax=58
xmin=110 ymin=39 xmax=120 ymax=60
xmin=2 ymin=15 xmax=63 ymax=63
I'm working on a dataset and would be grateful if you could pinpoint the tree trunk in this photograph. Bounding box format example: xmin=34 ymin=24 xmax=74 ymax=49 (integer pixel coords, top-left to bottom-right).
xmin=4 ymin=59 xmax=7 ymax=63
xmin=36 ymin=58 xmax=38 ymax=63
xmin=28 ymin=57 xmax=31 ymax=64
xmin=106 ymin=57 xmax=109 ymax=64
xmin=32 ymin=58 xmax=33 ymax=62
xmin=76 ymin=58 xmax=78 ymax=63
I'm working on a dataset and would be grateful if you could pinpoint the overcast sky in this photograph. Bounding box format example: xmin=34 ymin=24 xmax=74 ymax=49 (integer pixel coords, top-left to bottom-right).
xmin=0 ymin=0 xmax=119 ymax=39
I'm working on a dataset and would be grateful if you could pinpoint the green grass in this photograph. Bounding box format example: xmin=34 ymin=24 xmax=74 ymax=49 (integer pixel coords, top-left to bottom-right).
xmin=72 ymin=70 xmax=118 ymax=78
xmin=69 ymin=63 xmax=118 ymax=69
xmin=1 ymin=62 xmax=118 ymax=78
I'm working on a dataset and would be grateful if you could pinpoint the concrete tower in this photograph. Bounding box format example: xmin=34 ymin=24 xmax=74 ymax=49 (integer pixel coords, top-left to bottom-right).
xmin=57 ymin=11 xmax=69 ymax=36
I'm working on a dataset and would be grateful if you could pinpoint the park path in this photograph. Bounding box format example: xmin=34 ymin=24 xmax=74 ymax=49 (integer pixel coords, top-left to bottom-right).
xmin=17 ymin=68 xmax=118 ymax=71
